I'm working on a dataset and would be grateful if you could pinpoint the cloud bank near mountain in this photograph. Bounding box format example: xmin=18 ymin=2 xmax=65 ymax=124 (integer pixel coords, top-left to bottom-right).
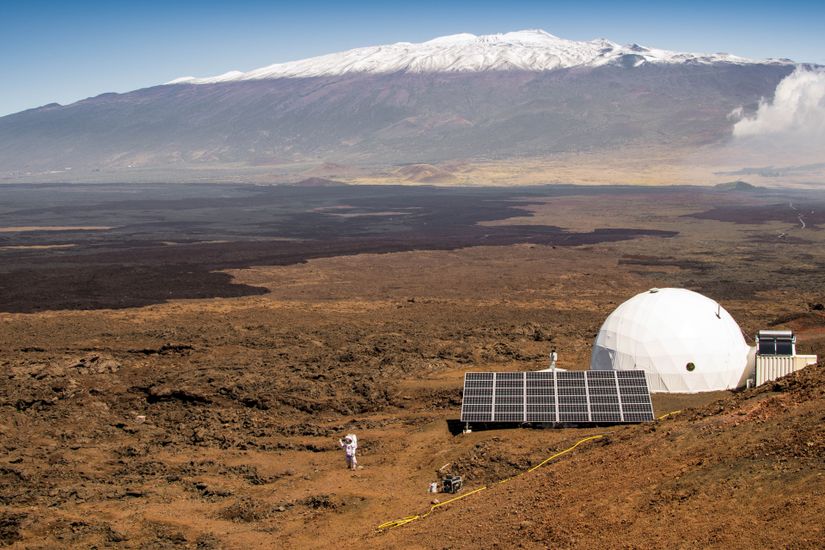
xmin=707 ymin=69 xmax=825 ymax=186
xmin=731 ymin=68 xmax=825 ymax=158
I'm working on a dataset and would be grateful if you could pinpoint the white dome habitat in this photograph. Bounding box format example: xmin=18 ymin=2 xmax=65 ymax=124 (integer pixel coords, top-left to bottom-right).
xmin=590 ymin=288 xmax=752 ymax=393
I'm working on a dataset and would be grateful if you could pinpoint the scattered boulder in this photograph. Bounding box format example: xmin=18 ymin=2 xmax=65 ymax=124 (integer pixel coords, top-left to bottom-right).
xmin=68 ymin=354 xmax=120 ymax=374
xmin=0 ymin=513 xmax=24 ymax=545
xmin=301 ymin=494 xmax=338 ymax=510
xmin=143 ymin=385 xmax=211 ymax=404
xmin=217 ymin=497 xmax=273 ymax=522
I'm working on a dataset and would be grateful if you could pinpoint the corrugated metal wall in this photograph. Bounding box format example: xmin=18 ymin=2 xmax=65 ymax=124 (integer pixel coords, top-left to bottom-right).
xmin=756 ymin=355 xmax=817 ymax=386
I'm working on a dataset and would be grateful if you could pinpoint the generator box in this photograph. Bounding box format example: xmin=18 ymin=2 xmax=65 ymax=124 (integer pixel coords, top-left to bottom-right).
xmin=442 ymin=475 xmax=463 ymax=494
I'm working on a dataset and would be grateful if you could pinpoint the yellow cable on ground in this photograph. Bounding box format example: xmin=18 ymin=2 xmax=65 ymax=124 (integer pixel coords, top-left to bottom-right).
xmin=376 ymin=434 xmax=604 ymax=531
xmin=525 ymin=434 xmax=604 ymax=473
xmin=377 ymin=515 xmax=421 ymax=530
xmin=421 ymin=486 xmax=488 ymax=518
xmin=378 ymin=409 xmax=684 ymax=530
xmin=657 ymin=410 xmax=682 ymax=421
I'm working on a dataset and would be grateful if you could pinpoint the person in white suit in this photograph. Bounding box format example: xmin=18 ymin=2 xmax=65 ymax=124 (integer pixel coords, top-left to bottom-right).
xmin=339 ymin=434 xmax=358 ymax=470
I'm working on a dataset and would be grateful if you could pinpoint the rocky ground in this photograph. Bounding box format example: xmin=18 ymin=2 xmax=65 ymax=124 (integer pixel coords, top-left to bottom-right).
xmin=0 ymin=185 xmax=823 ymax=548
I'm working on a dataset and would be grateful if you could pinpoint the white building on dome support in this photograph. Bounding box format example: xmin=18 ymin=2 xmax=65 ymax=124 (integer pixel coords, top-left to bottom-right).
xmin=590 ymin=288 xmax=753 ymax=393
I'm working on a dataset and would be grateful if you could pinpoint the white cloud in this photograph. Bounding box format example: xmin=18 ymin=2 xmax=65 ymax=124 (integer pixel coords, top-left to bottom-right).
xmin=732 ymin=67 xmax=825 ymax=140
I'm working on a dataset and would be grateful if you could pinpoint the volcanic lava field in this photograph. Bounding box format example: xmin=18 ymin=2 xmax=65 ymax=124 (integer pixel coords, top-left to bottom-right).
xmin=0 ymin=183 xmax=823 ymax=548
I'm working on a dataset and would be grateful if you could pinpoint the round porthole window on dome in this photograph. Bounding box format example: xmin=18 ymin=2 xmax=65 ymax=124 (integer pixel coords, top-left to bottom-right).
xmin=686 ymin=362 xmax=696 ymax=372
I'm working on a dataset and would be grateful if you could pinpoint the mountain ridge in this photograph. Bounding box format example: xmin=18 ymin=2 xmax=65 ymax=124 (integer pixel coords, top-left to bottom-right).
xmin=169 ymin=29 xmax=793 ymax=85
xmin=0 ymin=30 xmax=804 ymax=184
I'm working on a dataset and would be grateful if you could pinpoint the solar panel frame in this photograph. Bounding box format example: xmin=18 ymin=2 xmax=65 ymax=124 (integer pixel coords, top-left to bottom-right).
xmin=460 ymin=370 xmax=654 ymax=424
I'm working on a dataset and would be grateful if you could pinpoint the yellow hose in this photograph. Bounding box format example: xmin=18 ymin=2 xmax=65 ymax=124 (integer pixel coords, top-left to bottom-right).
xmin=376 ymin=434 xmax=604 ymax=531
xmin=657 ymin=410 xmax=682 ymax=421
xmin=525 ymin=434 xmax=604 ymax=473
xmin=378 ymin=410 xmax=685 ymax=531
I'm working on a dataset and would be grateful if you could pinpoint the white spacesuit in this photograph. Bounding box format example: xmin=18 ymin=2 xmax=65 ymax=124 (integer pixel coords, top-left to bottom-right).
xmin=339 ymin=433 xmax=358 ymax=470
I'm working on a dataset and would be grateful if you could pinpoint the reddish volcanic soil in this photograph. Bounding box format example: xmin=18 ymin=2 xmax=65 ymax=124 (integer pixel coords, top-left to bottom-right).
xmin=0 ymin=184 xmax=824 ymax=548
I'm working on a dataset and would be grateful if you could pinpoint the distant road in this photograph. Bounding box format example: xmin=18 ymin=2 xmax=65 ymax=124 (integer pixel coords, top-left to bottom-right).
xmin=789 ymin=202 xmax=806 ymax=229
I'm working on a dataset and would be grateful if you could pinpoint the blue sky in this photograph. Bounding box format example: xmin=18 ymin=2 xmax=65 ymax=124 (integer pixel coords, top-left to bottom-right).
xmin=1 ymin=0 xmax=823 ymax=117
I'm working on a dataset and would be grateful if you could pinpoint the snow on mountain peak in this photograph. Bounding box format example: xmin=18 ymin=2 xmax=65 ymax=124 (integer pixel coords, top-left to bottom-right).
xmin=423 ymin=32 xmax=478 ymax=45
xmin=170 ymin=30 xmax=789 ymax=85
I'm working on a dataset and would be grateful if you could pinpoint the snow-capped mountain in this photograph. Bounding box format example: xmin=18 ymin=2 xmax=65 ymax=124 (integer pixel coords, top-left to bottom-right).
xmin=170 ymin=29 xmax=786 ymax=84
xmin=0 ymin=30 xmax=800 ymax=182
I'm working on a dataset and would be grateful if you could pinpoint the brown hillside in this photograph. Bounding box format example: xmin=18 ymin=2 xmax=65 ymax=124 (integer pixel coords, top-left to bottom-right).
xmin=375 ymin=364 xmax=825 ymax=549
xmin=1 ymin=184 xmax=824 ymax=548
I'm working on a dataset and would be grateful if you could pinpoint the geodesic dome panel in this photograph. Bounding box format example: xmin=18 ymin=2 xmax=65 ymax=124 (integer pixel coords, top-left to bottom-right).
xmin=590 ymin=288 xmax=751 ymax=393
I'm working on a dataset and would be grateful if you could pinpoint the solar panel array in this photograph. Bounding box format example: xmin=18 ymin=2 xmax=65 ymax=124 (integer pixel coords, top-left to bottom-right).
xmin=461 ymin=370 xmax=654 ymax=424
